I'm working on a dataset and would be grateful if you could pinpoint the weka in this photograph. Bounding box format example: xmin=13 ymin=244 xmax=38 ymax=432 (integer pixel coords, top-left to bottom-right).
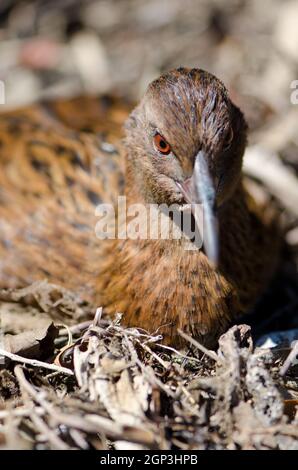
xmin=0 ymin=68 xmax=280 ymax=347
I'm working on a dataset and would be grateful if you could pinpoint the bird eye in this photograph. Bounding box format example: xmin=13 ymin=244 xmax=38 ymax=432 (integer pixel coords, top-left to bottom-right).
xmin=223 ymin=127 xmax=234 ymax=151
xmin=153 ymin=133 xmax=171 ymax=155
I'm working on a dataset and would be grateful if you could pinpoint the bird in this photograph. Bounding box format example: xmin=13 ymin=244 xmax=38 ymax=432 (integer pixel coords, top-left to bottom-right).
xmin=0 ymin=68 xmax=281 ymax=348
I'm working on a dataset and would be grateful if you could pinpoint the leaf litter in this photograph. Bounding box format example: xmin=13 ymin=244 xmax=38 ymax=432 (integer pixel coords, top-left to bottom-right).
xmin=0 ymin=285 xmax=297 ymax=450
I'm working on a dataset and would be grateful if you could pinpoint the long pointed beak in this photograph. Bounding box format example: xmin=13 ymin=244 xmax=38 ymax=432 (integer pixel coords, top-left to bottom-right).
xmin=176 ymin=150 xmax=219 ymax=266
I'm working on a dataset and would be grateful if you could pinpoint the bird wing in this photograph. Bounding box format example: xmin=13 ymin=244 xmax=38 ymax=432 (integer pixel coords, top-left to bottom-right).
xmin=0 ymin=95 xmax=131 ymax=303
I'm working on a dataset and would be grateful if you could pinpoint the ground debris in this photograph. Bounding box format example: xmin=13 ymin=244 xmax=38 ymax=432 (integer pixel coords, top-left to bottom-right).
xmin=0 ymin=308 xmax=297 ymax=450
xmin=0 ymin=280 xmax=90 ymax=323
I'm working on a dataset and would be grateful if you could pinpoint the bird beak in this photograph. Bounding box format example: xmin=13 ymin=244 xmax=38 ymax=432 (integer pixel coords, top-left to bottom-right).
xmin=176 ymin=150 xmax=219 ymax=266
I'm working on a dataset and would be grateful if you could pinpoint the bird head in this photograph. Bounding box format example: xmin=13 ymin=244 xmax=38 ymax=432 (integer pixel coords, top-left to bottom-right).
xmin=124 ymin=68 xmax=247 ymax=264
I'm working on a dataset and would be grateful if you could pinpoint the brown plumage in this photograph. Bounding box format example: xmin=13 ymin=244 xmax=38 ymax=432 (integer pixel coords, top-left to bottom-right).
xmin=0 ymin=68 xmax=280 ymax=347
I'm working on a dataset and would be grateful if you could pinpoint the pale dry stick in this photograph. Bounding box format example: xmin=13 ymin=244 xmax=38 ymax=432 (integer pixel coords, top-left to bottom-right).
xmin=156 ymin=343 xmax=203 ymax=366
xmin=3 ymin=406 xmax=19 ymax=450
xmin=150 ymin=322 xmax=173 ymax=341
xmin=48 ymin=412 xmax=123 ymax=438
xmin=239 ymin=424 xmax=298 ymax=440
xmin=178 ymin=385 xmax=201 ymax=418
xmin=0 ymin=348 xmax=73 ymax=375
xmin=133 ymin=336 xmax=201 ymax=414
xmin=279 ymin=341 xmax=298 ymax=376
xmin=136 ymin=340 xmax=169 ymax=369
xmin=121 ymin=333 xmax=141 ymax=371
xmin=171 ymin=438 xmax=190 ymax=450
xmin=44 ymin=370 xmax=70 ymax=381
xmin=135 ymin=357 xmax=176 ymax=399
xmin=110 ymin=325 xmax=163 ymax=343
xmin=14 ymin=367 xmax=132 ymax=441
xmin=69 ymin=428 xmax=89 ymax=450
xmin=136 ymin=339 xmax=201 ymax=414
xmin=58 ymin=320 xmax=93 ymax=337
xmin=55 ymin=323 xmax=73 ymax=346
xmin=30 ymin=409 xmax=69 ymax=450
xmin=180 ymin=385 xmax=198 ymax=407
xmin=14 ymin=365 xmax=60 ymax=413
xmin=14 ymin=366 xmax=70 ymax=450
xmin=178 ymin=329 xmax=219 ymax=363
xmin=54 ymin=412 xmax=156 ymax=447
xmin=14 ymin=366 xmax=117 ymax=436
xmin=0 ymin=406 xmax=44 ymax=420
xmin=93 ymin=307 xmax=103 ymax=326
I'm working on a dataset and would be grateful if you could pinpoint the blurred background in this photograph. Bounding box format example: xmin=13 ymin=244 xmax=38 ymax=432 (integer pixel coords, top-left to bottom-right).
xmin=0 ymin=0 xmax=297 ymax=125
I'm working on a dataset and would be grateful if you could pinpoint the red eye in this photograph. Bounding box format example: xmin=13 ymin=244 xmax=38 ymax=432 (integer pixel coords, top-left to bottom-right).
xmin=153 ymin=133 xmax=171 ymax=155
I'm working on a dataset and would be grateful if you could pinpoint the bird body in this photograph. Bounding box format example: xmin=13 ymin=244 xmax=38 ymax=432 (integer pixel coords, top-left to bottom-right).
xmin=97 ymin=183 xmax=279 ymax=347
xmin=0 ymin=94 xmax=129 ymax=302
xmin=0 ymin=69 xmax=281 ymax=347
